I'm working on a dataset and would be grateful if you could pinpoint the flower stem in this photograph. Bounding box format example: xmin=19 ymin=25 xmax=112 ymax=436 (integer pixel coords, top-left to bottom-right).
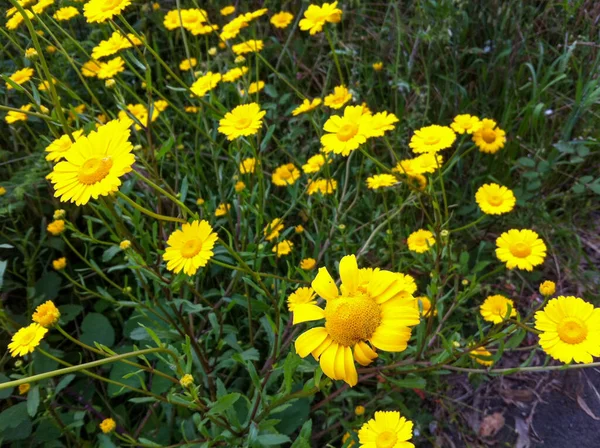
xmin=116 ymin=191 xmax=186 ymax=224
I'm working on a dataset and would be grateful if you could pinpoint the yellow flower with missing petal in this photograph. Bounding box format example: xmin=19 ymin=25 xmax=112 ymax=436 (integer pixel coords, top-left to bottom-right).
xmin=470 ymin=346 xmax=494 ymax=366
xmin=163 ymin=220 xmax=218 ymax=276
xmin=84 ymin=0 xmax=131 ymax=23
xmin=179 ymin=58 xmax=197 ymax=71
xmin=324 ymin=85 xmax=352 ymax=109
xmin=272 ymin=163 xmax=300 ymax=187
xmin=292 ymin=98 xmax=322 ymax=116
xmin=8 ymin=323 xmax=48 ymax=357
xmin=264 ymin=218 xmax=284 ymax=241
xmin=472 ymin=118 xmax=506 ymax=154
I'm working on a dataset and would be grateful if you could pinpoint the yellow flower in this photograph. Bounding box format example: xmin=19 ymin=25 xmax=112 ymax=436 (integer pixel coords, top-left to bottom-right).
xmin=31 ymin=0 xmax=55 ymax=15
xmin=152 ymin=3 xmax=160 ymax=11
xmin=196 ymin=198 xmax=205 ymax=206
xmin=49 ymin=118 xmax=135 ymax=206
xmin=321 ymin=105 xmax=372 ymax=156
xmin=539 ymin=280 xmax=556 ymax=297
xmin=239 ymin=157 xmax=257 ymax=174
xmin=232 ymin=39 xmax=264 ymax=55
xmin=472 ymin=118 xmax=506 ymax=154
xmin=220 ymin=15 xmax=250 ymax=40
xmin=302 ymin=154 xmax=326 ymax=174
xmin=179 ymin=58 xmax=197 ymax=71
xmin=92 ymin=31 xmax=139 ymax=60
xmin=222 ymin=66 xmax=249 ymax=82
xmin=154 ymin=100 xmax=168 ymax=112
xmin=52 ymin=257 xmax=67 ymax=270
xmin=272 ymin=163 xmax=300 ymax=187
xmin=366 ymin=174 xmax=397 ymax=190
xmin=355 ymin=405 xmax=365 ymax=416
xmin=299 ymin=1 xmax=342 ymax=35
xmin=293 ymin=255 xmax=420 ymax=386
xmin=264 ymin=218 xmax=285 ymax=241
xmin=288 ymin=287 xmax=316 ymax=311
xmin=234 ymin=55 xmax=245 ymax=64
xmin=53 ymin=209 xmax=66 ymax=219
xmin=324 ymin=85 xmax=352 ymax=109
xmin=8 ymin=323 xmax=48 ymax=357
xmin=470 ymin=346 xmax=494 ymax=366
xmin=47 ymin=219 xmax=65 ymax=235
xmin=45 ymin=130 xmax=84 ymax=162
xmin=180 ymin=374 xmax=194 ymax=387
xmin=215 ymin=203 xmax=230 ymax=217
xmin=245 ymin=8 xmax=269 ymax=20
xmin=273 ymin=240 xmax=293 ymax=257
xmin=243 ymin=80 xmax=265 ymax=95
xmin=234 ymin=181 xmax=245 ymax=192
xmin=451 ymin=114 xmax=482 ymax=134
xmin=218 ymin=103 xmax=266 ymax=141
xmin=81 ymin=60 xmax=102 ymax=78
xmin=53 ymin=6 xmax=79 ymax=21
xmin=25 ymin=48 xmax=38 ymax=59
xmin=190 ymin=72 xmax=222 ymax=97
xmin=271 ymin=11 xmax=294 ymax=28
xmin=163 ymin=10 xmax=183 ymax=30
xmin=0 ymin=186 xmax=6 ymax=196
xmin=480 ymin=295 xmax=516 ymax=324
xmin=475 ymin=183 xmax=516 ymax=215
xmin=495 ymin=229 xmax=546 ymax=271
xmin=19 ymin=383 xmax=30 ymax=395
xmin=178 ymin=9 xmax=210 ymax=33
xmin=409 ymin=124 xmax=456 ymax=154
xmin=208 ymin=47 xmax=217 ymax=56
xmin=120 ymin=240 xmax=131 ymax=250
xmin=6 ymin=10 xmax=34 ymax=31
xmin=300 ymin=258 xmax=316 ymax=270
xmin=358 ymin=410 xmax=414 ymax=447
xmin=5 ymin=104 xmax=32 ymax=124
xmin=307 ymin=178 xmax=337 ymax=195
xmin=163 ymin=220 xmax=218 ymax=276
xmin=292 ymin=98 xmax=322 ymax=116
xmin=295 ymin=225 xmax=305 ymax=234
xmin=372 ymin=62 xmax=383 ymax=71
xmin=99 ymin=418 xmax=116 ymax=434
xmin=366 ymin=111 xmax=399 ymax=138
xmin=407 ymin=229 xmax=435 ymax=253
xmin=97 ymin=56 xmax=125 ymax=79
xmin=535 ymin=296 xmax=600 ymax=364
xmin=7 ymin=67 xmax=34 ymax=90
xmin=220 ymin=6 xmax=235 ymax=16
xmin=84 ymin=0 xmax=131 ymax=23
xmin=185 ymin=106 xmax=199 ymax=113
xmin=46 ymin=45 xmax=57 ymax=54
xmin=32 ymin=300 xmax=60 ymax=327
xmin=118 ymin=104 xmax=159 ymax=130
xmin=418 ymin=296 xmax=437 ymax=317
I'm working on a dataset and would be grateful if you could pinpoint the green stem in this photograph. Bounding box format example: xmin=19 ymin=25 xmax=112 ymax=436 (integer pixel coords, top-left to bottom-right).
xmin=116 ymin=191 xmax=186 ymax=224
xmin=450 ymin=215 xmax=486 ymax=233
xmin=324 ymin=26 xmax=344 ymax=83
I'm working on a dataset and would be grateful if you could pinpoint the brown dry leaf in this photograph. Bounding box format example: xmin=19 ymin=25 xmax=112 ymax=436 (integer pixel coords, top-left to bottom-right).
xmin=479 ymin=412 xmax=505 ymax=438
xmin=576 ymin=394 xmax=600 ymax=421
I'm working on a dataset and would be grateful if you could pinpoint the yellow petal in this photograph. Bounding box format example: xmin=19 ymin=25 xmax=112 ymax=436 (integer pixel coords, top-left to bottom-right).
xmin=343 ymin=346 xmax=358 ymax=386
xmin=292 ymin=304 xmax=325 ymax=324
xmin=354 ymin=341 xmax=378 ymax=366
xmin=339 ymin=255 xmax=358 ymax=294
xmin=334 ymin=345 xmax=346 ymax=379
xmin=370 ymin=324 xmax=411 ymax=352
xmin=295 ymin=327 xmax=328 ymax=358
xmin=320 ymin=342 xmax=340 ymax=380
xmin=312 ymin=267 xmax=339 ymax=301
xmin=312 ymin=336 xmax=333 ymax=360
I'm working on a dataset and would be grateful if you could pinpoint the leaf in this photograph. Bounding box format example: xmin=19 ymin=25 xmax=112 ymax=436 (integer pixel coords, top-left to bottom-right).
xmin=59 ymin=304 xmax=83 ymax=323
xmin=517 ymin=157 xmax=536 ymax=168
xmin=577 ymin=394 xmax=600 ymax=420
xmin=55 ymin=374 xmax=76 ymax=394
xmin=102 ymin=246 xmax=121 ymax=263
xmin=34 ymin=272 xmax=62 ymax=302
xmin=384 ymin=374 xmax=426 ymax=389
xmin=283 ymin=352 xmax=302 ymax=394
xmin=208 ymin=393 xmax=241 ymax=416
xmin=0 ymin=373 xmax=14 ymax=399
xmin=0 ymin=402 xmax=29 ymax=430
xmin=80 ymin=313 xmax=115 ymax=348
xmin=256 ymin=434 xmax=291 ymax=446
xmin=27 ymin=385 xmax=40 ymax=417
xmin=0 ymin=259 xmax=7 ymax=291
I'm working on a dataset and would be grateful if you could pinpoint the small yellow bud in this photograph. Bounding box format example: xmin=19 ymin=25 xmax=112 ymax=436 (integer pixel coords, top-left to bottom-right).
xmin=120 ymin=240 xmax=131 ymax=250
xmin=180 ymin=374 xmax=194 ymax=387
xmin=355 ymin=405 xmax=365 ymax=416
xmin=539 ymin=280 xmax=556 ymax=297
xmin=99 ymin=418 xmax=116 ymax=434
xmin=19 ymin=383 xmax=30 ymax=395
xmin=105 ymin=79 xmax=116 ymax=88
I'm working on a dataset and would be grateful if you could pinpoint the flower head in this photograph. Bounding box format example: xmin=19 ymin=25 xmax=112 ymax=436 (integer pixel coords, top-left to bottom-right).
xmin=222 ymin=66 xmax=249 ymax=82
xmin=47 ymin=219 xmax=65 ymax=235
xmin=495 ymin=229 xmax=546 ymax=271
xmin=473 ymin=118 xmax=506 ymax=154
xmin=292 ymin=98 xmax=322 ymax=116
xmin=99 ymin=418 xmax=116 ymax=434
xmin=272 ymin=163 xmax=300 ymax=186
xmin=163 ymin=220 xmax=218 ymax=276
xmin=5 ymin=104 xmax=32 ymax=125
xmin=372 ymin=62 xmax=383 ymax=71
xmin=300 ymin=258 xmax=316 ymax=270
xmin=535 ymin=296 xmax=600 ymax=364
xmin=7 ymin=67 xmax=34 ymax=90
xmin=8 ymin=323 xmax=48 ymax=357
xmin=264 ymin=218 xmax=285 ymax=241
xmin=407 ymin=229 xmax=435 ymax=253
xmin=295 ymin=225 xmax=305 ymax=233
xmin=409 ymin=125 xmax=456 ymax=154
xmin=19 ymin=383 xmax=30 ymax=395
xmin=32 ymin=300 xmax=60 ymax=327
xmin=97 ymin=56 xmax=125 ymax=79
xmin=451 ymin=114 xmax=482 ymax=134
xmin=480 ymin=295 xmax=516 ymax=324
xmin=25 ymin=48 xmax=38 ymax=59
xmin=358 ymin=410 xmax=414 ymax=448
xmin=235 ymin=181 xmax=245 ymax=192
xmin=179 ymin=58 xmax=197 ymax=71
xmin=324 ymin=85 xmax=352 ymax=109
xmin=271 ymin=11 xmax=294 ymax=28
xmin=82 ymin=60 xmax=102 ymax=78
xmin=418 ymin=296 xmax=436 ymax=317
xmin=220 ymin=6 xmax=235 ymax=16
xmin=307 ymin=178 xmax=337 ymax=195
xmin=232 ymin=39 xmax=264 ymax=55
xmin=215 ymin=203 xmax=230 ymax=217
xmin=190 ymin=72 xmax=221 ymax=97
xmin=321 ymin=105 xmax=373 ymax=156
xmin=539 ymin=280 xmax=556 ymax=297
xmin=53 ymin=6 xmax=80 ymax=21
xmin=475 ymin=183 xmax=516 ymax=215
xmin=288 ymin=287 xmax=317 ymax=311
xmin=470 ymin=346 xmax=494 ymax=366
xmin=302 ymin=154 xmax=326 ymax=174
xmin=239 ymin=157 xmax=257 ymax=174
xmin=220 ymin=15 xmax=250 ymax=40
xmin=84 ymin=0 xmax=131 ymax=23
xmin=180 ymin=374 xmax=194 ymax=387
xmin=92 ymin=32 xmax=139 ymax=60
xmin=120 ymin=240 xmax=131 ymax=250
xmin=366 ymin=174 xmax=397 ymax=190
xmin=299 ymin=2 xmax=342 ymax=35
xmin=242 ymin=81 xmax=265 ymax=95
xmin=366 ymin=111 xmax=399 ymax=138
xmin=218 ymin=103 xmax=266 ymax=141
xmin=273 ymin=240 xmax=293 ymax=257
xmin=53 ymin=257 xmax=67 ymax=270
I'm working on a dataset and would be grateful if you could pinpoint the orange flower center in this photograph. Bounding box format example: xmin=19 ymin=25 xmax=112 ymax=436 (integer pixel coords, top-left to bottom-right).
xmin=376 ymin=431 xmax=398 ymax=448
xmin=101 ymin=0 xmax=123 ymax=11
xmin=336 ymin=123 xmax=358 ymax=142
xmin=180 ymin=239 xmax=203 ymax=258
xmin=487 ymin=194 xmax=503 ymax=206
xmin=19 ymin=327 xmax=38 ymax=345
xmin=510 ymin=242 xmax=531 ymax=258
xmin=324 ymin=294 xmax=381 ymax=347
xmin=557 ymin=317 xmax=587 ymax=344
xmin=234 ymin=116 xmax=252 ymax=130
xmin=78 ymin=157 xmax=113 ymax=185
xmin=482 ymin=129 xmax=497 ymax=144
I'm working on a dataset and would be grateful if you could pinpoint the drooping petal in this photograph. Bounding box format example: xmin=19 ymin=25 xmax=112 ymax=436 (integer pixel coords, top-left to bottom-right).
xmin=370 ymin=324 xmax=412 ymax=352
xmin=295 ymin=327 xmax=328 ymax=358
xmin=292 ymin=304 xmax=325 ymax=324
xmin=312 ymin=267 xmax=339 ymax=301
xmin=354 ymin=340 xmax=378 ymax=366
xmin=320 ymin=342 xmax=340 ymax=380
xmin=343 ymin=346 xmax=358 ymax=386
xmin=339 ymin=254 xmax=358 ymax=294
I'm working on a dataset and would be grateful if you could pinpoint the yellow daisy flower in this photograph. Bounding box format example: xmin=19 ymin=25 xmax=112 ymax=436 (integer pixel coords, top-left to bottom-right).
xmin=215 ymin=203 xmax=230 ymax=217
xmin=81 ymin=60 xmax=102 ymax=78
xmin=49 ymin=118 xmax=135 ymax=206
xmin=264 ymin=218 xmax=285 ymax=241
xmin=5 ymin=104 xmax=32 ymax=125
xmin=295 ymin=225 xmax=305 ymax=233
xmin=495 ymin=229 xmax=546 ymax=271
xmin=472 ymin=118 xmax=506 ymax=154
xmin=480 ymin=295 xmax=516 ymax=324
xmin=8 ymin=323 xmax=48 ymax=357
xmin=539 ymin=280 xmax=556 ymax=297
xmin=366 ymin=111 xmax=399 ymax=138
xmin=99 ymin=418 xmax=116 ymax=434
xmin=45 ymin=130 xmax=84 ymax=162
xmin=418 ymin=296 xmax=437 ymax=317
xmin=53 ymin=6 xmax=80 ymax=21
xmin=239 ymin=157 xmax=257 ymax=174
xmin=272 ymin=163 xmax=301 ymax=187
xmin=242 ymin=80 xmax=265 ymax=95
xmin=179 ymin=58 xmax=197 ymax=71
xmin=324 ymin=85 xmax=352 ymax=109
xmin=355 ymin=405 xmax=365 ymax=416
xmin=38 ymin=78 xmax=57 ymax=91
xmin=154 ymin=100 xmax=168 ymax=112
xmin=292 ymin=98 xmax=322 ymax=116
xmin=321 ymin=105 xmax=373 ymax=156
xmin=97 ymin=56 xmax=125 ymax=79
xmin=407 ymin=153 xmax=444 ymax=174
xmin=92 ymin=32 xmax=139 ymax=60
xmin=32 ymin=300 xmax=60 ymax=327
xmin=220 ymin=15 xmax=250 ymax=40
xmin=470 ymin=346 xmax=494 ymax=366
xmin=7 ymin=67 xmax=34 ymax=90
xmin=118 ymin=103 xmax=159 ymax=130
xmin=52 ymin=257 xmax=67 ymax=270
xmin=302 ymin=154 xmax=326 ymax=173
xmin=190 ymin=71 xmax=222 ymax=97
xmin=271 ymin=11 xmax=294 ymax=28
xmin=288 ymin=287 xmax=316 ymax=311
xmin=84 ymin=0 xmax=132 ymax=23
xmin=535 ymin=296 xmax=600 ymax=364
xmin=358 ymin=410 xmax=415 ymax=448
xmin=47 ymin=219 xmax=65 ymax=235
xmin=366 ymin=174 xmax=397 ymax=190
xmin=218 ymin=103 xmax=266 ymax=141
xmin=273 ymin=240 xmax=293 ymax=257
xmin=307 ymin=178 xmax=337 ymax=195
xmin=232 ymin=39 xmax=264 ymax=55
xmin=409 ymin=124 xmax=456 ymax=154
xmin=407 ymin=229 xmax=435 ymax=254
xmin=24 ymin=48 xmax=38 ymax=59
xmin=120 ymin=240 xmax=131 ymax=249
xmin=163 ymin=220 xmax=218 ymax=276
xmin=245 ymin=8 xmax=268 ymax=20
xmin=222 ymin=66 xmax=249 ymax=82
xmin=475 ymin=183 xmax=516 ymax=215
xmin=179 ymin=374 xmax=194 ymax=387
xmin=300 ymin=258 xmax=317 ymax=270
xmin=32 ymin=0 xmax=53 ymax=15
xmin=220 ymin=6 xmax=235 ymax=16
xmin=450 ymin=114 xmax=482 ymax=134
xmin=293 ymin=255 xmax=420 ymax=386
xmin=163 ymin=10 xmax=183 ymax=30
xmin=299 ymin=1 xmax=342 ymax=35
xmin=372 ymin=62 xmax=383 ymax=71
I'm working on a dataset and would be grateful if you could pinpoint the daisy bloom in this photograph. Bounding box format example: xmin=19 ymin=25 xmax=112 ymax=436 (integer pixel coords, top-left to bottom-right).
xmin=53 ymin=209 xmax=66 ymax=219
xmin=53 ymin=6 xmax=80 ymax=21
xmin=366 ymin=111 xmax=399 ymax=138
xmin=535 ymin=296 xmax=600 ymax=364
xmin=53 ymin=256 xmax=67 ymax=270
xmin=32 ymin=0 xmax=54 ymax=15
xmin=288 ymin=287 xmax=317 ymax=311
xmin=307 ymin=178 xmax=337 ymax=195
xmin=6 ymin=10 xmax=34 ymax=31
xmin=99 ymin=418 xmax=116 ymax=434
xmin=39 ymin=78 xmax=57 ymax=91
xmin=47 ymin=219 xmax=65 ymax=235
xmin=299 ymin=2 xmax=342 ymax=35
xmin=302 ymin=154 xmax=326 ymax=173
xmin=355 ymin=405 xmax=365 ymax=416
xmin=480 ymin=295 xmax=516 ymax=324
xmin=208 ymin=47 xmax=217 ymax=56
xmin=19 ymin=384 xmax=30 ymax=395
xmin=271 ymin=11 xmax=294 ymax=28
xmin=6 ymin=67 xmax=34 ymax=90
xmin=215 ymin=203 xmax=230 ymax=217
xmin=242 ymin=81 xmax=265 ymax=95
xmin=25 ymin=48 xmax=38 ymax=59
xmin=475 ymin=183 xmax=516 ymax=215
xmin=81 ymin=60 xmax=102 ymax=78
xmin=92 ymin=32 xmax=139 ymax=60
xmin=235 ymin=181 xmax=245 ymax=192
xmin=495 ymin=229 xmax=546 ymax=271
xmin=366 ymin=174 xmax=397 ymax=190
xmin=120 ymin=240 xmax=131 ymax=249
xmin=8 ymin=323 xmax=48 ymax=357
xmin=45 ymin=130 xmax=84 ymax=162
xmin=470 ymin=346 xmax=494 ymax=366
xmin=245 ymin=8 xmax=269 ymax=20
xmin=321 ymin=105 xmax=373 ymax=156
xmin=539 ymin=280 xmax=556 ymax=297
xmin=118 ymin=104 xmax=158 ymax=130
xmin=473 ymin=118 xmax=506 ymax=154
xmin=220 ymin=6 xmax=235 ymax=16
xmin=84 ymin=0 xmax=132 ymax=23
xmin=264 ymin=218 xmax=284 ymax=241
xmin=185 ymin=106 xmax=199 ymax=113
xmin=239 ymin=157 xmax=257 ymax=174
xmin=300 ymin=258 xmax=317 ymax=270
xmin=358 ymin=410 xmax=415 ymax=448
xmin=5 ymin=104 xmax=32 ymax=124
xmin=0 ymin=187 xmax=6 ymax=196
xmin=272 ymin=163 xmax=300 ymax=187
xmin=218 ymin=103 xmax=266 ymax=141
xmin=407 ymin=229 xmax=435 ymax=254
xmin=223 ymin=67 xmax=249 ymax=82
xmin=163 ymin=220 xmax=218 ymax=276
xmin=154 ymin=100 xmax=168 ymax=112
xmin=292 ymin=98 xmax=322 ymax=116
xmin=409 ymin=125 xmax=456 ymax=154
xmin=163 ymin=9 xmax=183 ymax=30
xmin=418 ymin=296 xmax=437 ymax=317
xmin=451 ymin=114 xmax=482 ymax=134
xmin=232 ymin=39 xmax=264 ymax=55
xmin=409 ymin=153 xmax=444 ymax=174
xmin=220 ymin=15 xmax=250 ymax=40
xmin=372 ymin=62 xmax=383 ymax=71
xmin=97 ymin=56 xmax=125 ymax=79
xmin=273 ymin=240 xmax=293 ymax=257
xmin=293 ymin=255 xmax=420 ymax=386
xmin=32 ymin=300 xmax=60 ymax=327
xmin=179 ymin=58 xmax=197 ymax=71
xmin=324 ymin=85 xmax=352 ymax=109
xmin=180 ymin=373 xmax=194 ymax=387
xmin=190 ymin=72 xmax=222 ymax=97
xmin=49 ymin=118 xmax=135 ymax=206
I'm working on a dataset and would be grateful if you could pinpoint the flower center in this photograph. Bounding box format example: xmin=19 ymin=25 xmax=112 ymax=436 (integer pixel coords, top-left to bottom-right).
xmin=424 ymin=135 xmax=440 ymax=145
xmin=482 ymin=129 xmax=497 ymax=144
xmin=77 ymin=157 xmax=113 ymax=185
xmin=101 ymin=0 xmax=122 ymax=11
xmin=510 ymin=242 xmax=531 ymax=258
xmin=235 ymin=116 xmax=252 ymax=130
xmin=557 ymin=317 xmax=588 ymax=344
xmin=376 ymin=431 xmax=398 ymax=448
xmin=180 ymin=239 xmax=203 ymax=258
xmin=487 ymin=194 xmax=503 ymax=206
xmin=336 ymin=123 xmax=358 ymax=142
xmin=19 ymin=328 xmax=37 ymax=345
xmin=324 ymin=294 xmax=381 ymax=347
xmin=493 ymin=305 xmax=505 ymax=316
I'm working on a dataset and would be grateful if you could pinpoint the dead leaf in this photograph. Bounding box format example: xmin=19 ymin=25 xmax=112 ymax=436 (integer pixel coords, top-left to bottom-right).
xmin=515 ymin=416 xmax=531 ymax=448
xmin=479 ymin=412 xmax=505 ymax=438
xmin=576 ymin=394 xmax=600 ymax=421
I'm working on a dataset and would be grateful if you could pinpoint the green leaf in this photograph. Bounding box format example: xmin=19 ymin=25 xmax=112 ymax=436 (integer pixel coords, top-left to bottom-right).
xmin=517 ymin=157 xmax=536 ymax=168
xmin=102 ymin=245 xmax=121 ymax=263
xmin=208 ymin=393 xmax=241 ymax=416
xmin=34 ymin=272 xmax=61 ymax=302
xmin=59 ymin=304 xmax=83 ymax=323
xmin=256 ymin=434 xmax=291 ymax=446
xmin=27 ymin=385 xmax=40 ymax=417
xmin=0 ymin=259 xmax=7 ymax=291
xmin=0 ymin=373 xmax=14 ymax=399
xmin=384 ymin=374 xmax=426 ymax=389
xmin=55 ymin=374 xmax=76 ymax=394
xmin=0 ymin=402 xmax=29 ymax=430
xmin=80 ymin=313 xmax=115 ymax=348
xmin=283 ymin=352 xmax=302 ymax=394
